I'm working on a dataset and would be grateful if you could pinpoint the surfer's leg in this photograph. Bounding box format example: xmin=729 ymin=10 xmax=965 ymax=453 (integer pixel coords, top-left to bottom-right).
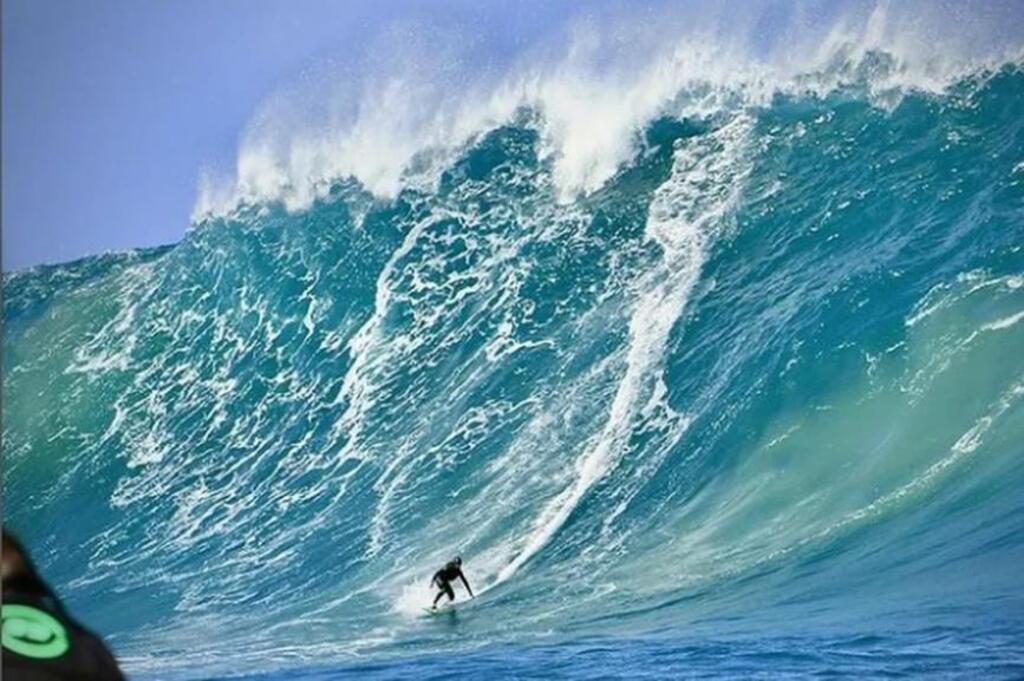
xmin=431 ymin=582 xmax=454 ymax=608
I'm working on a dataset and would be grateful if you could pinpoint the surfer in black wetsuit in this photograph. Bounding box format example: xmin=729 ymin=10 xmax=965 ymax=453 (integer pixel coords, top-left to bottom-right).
xmin=2 ymin=529 xmax=125 ymax=680
xmin=430 ymin=557 xmax=474 ymax=609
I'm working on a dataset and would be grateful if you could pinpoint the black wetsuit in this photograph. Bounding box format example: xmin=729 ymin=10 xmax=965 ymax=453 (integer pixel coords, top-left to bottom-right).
xmin=2 ymin=571 xmax=124 ymax=680
xmin=431 ymin=561 xmax=472 ymax=606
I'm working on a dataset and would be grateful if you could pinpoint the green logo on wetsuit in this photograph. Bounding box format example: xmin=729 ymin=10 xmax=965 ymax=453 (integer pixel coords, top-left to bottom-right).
xmin=2 ymin=604 xmax=70 ymax=659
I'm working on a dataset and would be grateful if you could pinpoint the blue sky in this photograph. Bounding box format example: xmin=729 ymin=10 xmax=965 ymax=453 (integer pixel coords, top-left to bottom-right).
xmin=1 ymin=0 xmax=581 ymax=271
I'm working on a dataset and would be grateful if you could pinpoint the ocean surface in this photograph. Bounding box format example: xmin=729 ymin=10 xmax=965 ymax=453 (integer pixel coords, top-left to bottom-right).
xmin=4 ymin=6 xmax=1024 ymax=678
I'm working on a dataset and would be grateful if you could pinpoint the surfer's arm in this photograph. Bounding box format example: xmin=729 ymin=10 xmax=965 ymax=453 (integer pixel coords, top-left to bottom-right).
xmin=459 ymin=571 xmax=474 ymax=598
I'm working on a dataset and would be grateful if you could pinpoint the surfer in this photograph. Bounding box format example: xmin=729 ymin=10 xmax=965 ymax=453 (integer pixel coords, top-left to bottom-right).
xmin=430 ymin=556 xmax=474 ymax=609
xmin=2 ymin=528 xmax=125 ymax=679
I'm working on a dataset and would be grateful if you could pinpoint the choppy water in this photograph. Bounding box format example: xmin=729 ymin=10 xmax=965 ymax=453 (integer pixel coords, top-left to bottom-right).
xmin=4 ymin=5 xmax=1024 ymax=678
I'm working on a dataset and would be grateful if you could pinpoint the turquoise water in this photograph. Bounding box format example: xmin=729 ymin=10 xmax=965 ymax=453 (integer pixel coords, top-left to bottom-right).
xmin=4 ymin=51 xmax=1024 ymax=679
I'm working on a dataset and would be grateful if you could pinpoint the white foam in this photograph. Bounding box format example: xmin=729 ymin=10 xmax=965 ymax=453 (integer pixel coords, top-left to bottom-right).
xmin=193 ymin=2 xmax=1023 ymax=220
xmin=491 ymin=115 xmax=753 ymax=587
xmin=982 ymin=310 xmax=1024 ymax=332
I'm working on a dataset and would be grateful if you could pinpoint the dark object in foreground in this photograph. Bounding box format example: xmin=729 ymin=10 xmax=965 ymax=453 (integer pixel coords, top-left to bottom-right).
xmin=2 ymin=529 xmax=125 ymax=680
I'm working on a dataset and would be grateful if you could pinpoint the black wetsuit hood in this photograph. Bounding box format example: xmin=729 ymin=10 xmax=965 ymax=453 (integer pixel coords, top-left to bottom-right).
xmin=2 ymin=569 xmax=124 ymax=680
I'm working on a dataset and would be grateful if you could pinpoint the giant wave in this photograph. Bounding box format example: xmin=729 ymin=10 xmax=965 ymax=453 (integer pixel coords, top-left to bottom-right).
xmin=4 ymin=2 xmax=1024 ymax=678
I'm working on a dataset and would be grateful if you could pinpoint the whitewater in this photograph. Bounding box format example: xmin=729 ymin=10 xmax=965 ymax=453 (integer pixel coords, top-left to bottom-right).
xmin=4 ymin=2 xmax=1024 ymax=678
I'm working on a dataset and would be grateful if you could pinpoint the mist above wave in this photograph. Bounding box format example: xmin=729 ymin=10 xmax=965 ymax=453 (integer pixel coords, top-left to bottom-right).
xmin=193 ymin=0 xmax=1023 ymax=220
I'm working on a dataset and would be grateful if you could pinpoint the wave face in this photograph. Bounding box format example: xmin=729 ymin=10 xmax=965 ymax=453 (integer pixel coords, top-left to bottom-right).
xmin=4 ymin=25 xmax=1024 ymax=679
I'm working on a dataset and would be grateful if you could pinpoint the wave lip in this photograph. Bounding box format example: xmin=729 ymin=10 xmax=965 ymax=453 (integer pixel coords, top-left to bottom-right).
xmin=194 ymin=2 xmax=1024 ymax=221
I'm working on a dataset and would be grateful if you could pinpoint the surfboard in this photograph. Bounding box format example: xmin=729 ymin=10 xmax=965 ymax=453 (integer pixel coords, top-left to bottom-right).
xmin=422 ymin=605 xmax=455 ymax=616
